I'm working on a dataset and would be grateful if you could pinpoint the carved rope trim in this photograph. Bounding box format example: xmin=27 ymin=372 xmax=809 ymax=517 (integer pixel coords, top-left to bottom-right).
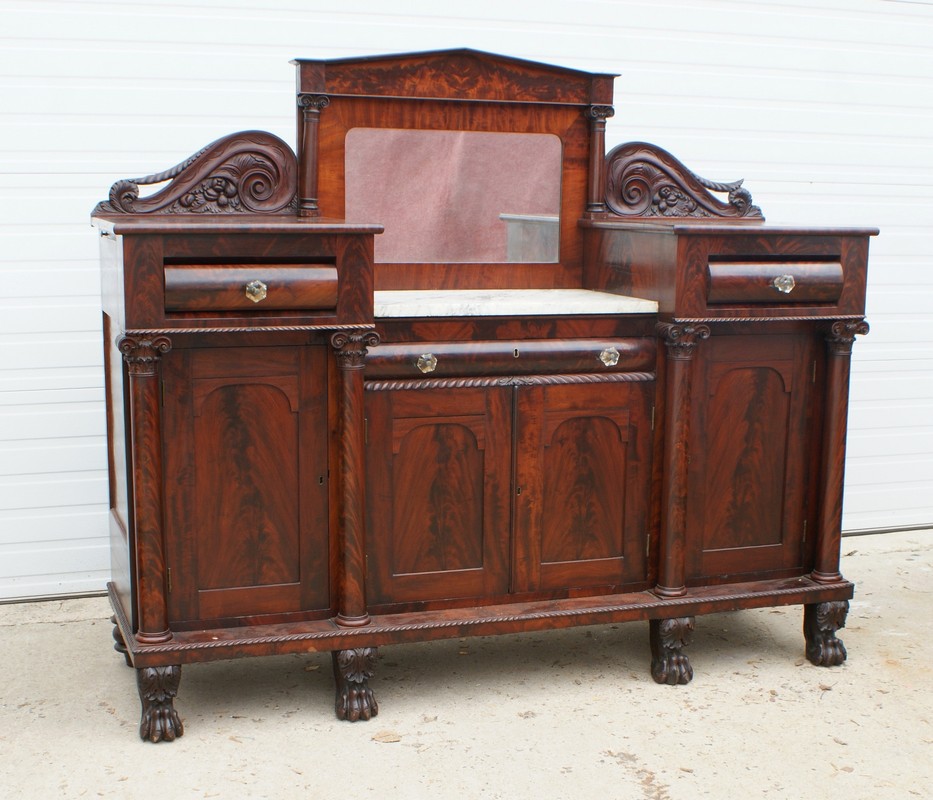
xmin=117 ymin=580 xmax=853 ymax=656
xmin=364 ymin=371 xmax=656 ymax=391
xmin=674 ymin=314 xmax=865 ymax=323
xmin=93 ymin=130 xmax=298 ymax=215
xmin=123 ymin=324 xmax=372 ymax=336
xmin=605 ymin=141 xmax=763 ymax=220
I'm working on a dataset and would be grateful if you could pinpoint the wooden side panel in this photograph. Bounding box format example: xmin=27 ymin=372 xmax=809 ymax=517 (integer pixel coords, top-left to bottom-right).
xmin=514 ymin=382 xmax=651 ymax=592
xmin=103 ymin=313 xmax=134 ymax=618
xmin=365 ymin=386 xmax=511 ymax=604
xmin=686 ymin=333 xmax=815 ymax=580
xmin=163 ymin=346 xmax=329 ymax=623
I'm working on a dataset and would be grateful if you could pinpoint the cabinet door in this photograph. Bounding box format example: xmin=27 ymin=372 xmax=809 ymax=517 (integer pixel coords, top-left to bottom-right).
xmin=686 ymin=332 xmax=817 ymax=580
xmin=162 ymin=346 xmax=330 ymax=624
xmin=365 ymin=386 xmax=511 ymax=604
xmin=513 ymin=381 xmax=652 ymax=593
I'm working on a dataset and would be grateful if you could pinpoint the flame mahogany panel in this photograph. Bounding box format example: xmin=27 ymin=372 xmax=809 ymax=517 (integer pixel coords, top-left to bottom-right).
xmin=162 ymin=346 xmax=331 ymax=624
xmin=364 ymin=386 xmax=512 ymax=604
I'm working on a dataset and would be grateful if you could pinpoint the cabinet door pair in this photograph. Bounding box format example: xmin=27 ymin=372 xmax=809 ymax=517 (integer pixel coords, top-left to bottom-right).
xmin=365 ymin=381 xmax=653 ymax=605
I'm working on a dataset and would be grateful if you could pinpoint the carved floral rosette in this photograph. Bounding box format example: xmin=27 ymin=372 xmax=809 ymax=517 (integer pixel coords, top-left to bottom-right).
xmin=93 ymin=131 xmax=298 ymax=215
xmin=605 ymin=142 xmax=763 ymax=220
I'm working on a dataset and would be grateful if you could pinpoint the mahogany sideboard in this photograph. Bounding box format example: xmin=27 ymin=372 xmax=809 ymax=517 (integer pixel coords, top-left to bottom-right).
xmin=91 ymin=49 xmax=876 ymax=742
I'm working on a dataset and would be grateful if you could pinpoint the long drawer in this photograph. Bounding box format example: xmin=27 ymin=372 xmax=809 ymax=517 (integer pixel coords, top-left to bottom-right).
xmin=366 ymin=338 xmax=656 ymax=378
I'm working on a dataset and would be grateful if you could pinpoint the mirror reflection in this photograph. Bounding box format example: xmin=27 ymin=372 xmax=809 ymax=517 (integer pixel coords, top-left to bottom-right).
xmin=345 ymin=128 xmax=561 ymax=263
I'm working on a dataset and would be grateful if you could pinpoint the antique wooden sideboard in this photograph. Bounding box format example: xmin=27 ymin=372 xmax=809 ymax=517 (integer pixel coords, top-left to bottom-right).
xmin=91 ymin=49 xmax=876 ymax=742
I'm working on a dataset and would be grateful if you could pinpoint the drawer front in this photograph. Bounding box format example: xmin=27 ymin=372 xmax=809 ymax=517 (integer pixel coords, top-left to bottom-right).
xmin=707 ymin=261 xmax=844 ymax=305
xmin=164 ymin=264 xmax=338 ymax=312
xmin=366 ymin=338 xmax=656 ymax=379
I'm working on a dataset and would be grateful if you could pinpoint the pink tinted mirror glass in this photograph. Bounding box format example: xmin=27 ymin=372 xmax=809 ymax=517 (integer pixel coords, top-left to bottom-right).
xmin=345 ymin=128 xmax=561 ymax=263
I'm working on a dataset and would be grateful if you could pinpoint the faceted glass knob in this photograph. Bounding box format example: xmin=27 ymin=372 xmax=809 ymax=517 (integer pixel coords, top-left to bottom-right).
xmin=599 ymin=346 xmax=620 ymax=367
xmin=245 ymin=279 xmax=268 ymax=303
xmin=416 ymin=353 xmax=438 ymax=373
xmin=772 ymin=274 xmax=796 ymax=294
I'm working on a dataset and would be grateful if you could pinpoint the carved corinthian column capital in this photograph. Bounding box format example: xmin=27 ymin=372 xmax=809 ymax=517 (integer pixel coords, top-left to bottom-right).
xmin=330 ymin=331 xmax=381 ymax=369
xmin=118 ymin=335 xmax=173 ymax=376
xmin=826 ymin=319 xmax=870 ymax=355
xmin=657 ymin=322 xmax=711 ymax=360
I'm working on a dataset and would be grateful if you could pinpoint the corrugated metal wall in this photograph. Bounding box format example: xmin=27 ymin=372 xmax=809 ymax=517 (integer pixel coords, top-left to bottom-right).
xmin=2 ymin=0 xmax=931 ymax=599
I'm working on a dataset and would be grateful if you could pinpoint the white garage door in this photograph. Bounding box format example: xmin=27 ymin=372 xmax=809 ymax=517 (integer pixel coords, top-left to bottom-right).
xmin=2 ymin=0 xmax=931 ymax=600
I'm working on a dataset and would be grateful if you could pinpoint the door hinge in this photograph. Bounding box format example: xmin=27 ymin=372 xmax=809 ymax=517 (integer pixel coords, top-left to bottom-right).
xmin=364 ymin=417 xmax=368 ymax=445
xmin=650 ymin=405 xmax=656 ymax=431
xmin=812 ymin=360 xmax=817 ymax=384
xmin=166 ymin=567 xmax=173 ymax=593
xmin=802 ymin=520 xmax=807 ymax=542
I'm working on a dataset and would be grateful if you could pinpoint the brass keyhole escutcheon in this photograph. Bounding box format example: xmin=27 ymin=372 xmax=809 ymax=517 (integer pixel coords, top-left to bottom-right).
xmin=245 ymin=279 xmax=268 ymax=303
xmin=772 ymin=274 xmax=796 ymax=294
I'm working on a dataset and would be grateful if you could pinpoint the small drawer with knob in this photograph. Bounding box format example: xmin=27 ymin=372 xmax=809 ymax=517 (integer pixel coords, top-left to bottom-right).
xmin=163 ymin=263 xmax=339 ymax=313
xmin=706 ymin=260 xmax=844 ymax=306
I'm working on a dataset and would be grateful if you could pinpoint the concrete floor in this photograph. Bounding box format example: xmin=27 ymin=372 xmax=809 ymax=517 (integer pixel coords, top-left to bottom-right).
xmin=1 ymin=530 xmax=930 ymax=800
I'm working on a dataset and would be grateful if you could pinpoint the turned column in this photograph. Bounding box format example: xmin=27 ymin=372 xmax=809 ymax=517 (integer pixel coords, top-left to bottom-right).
xmin=585 ymin=104 xmax=615 ymax=213
xmin=330 ymin=331 xmax=380 ymax=626
xmin=655 ymin=323 xmax=709 ymax=597
xmin=812 ymin=319 xmax=869 ymax=583
xmin=119 ymin=334 xmax=173 ymax=644
xmin=297 ymin=94 xmax=329 ymax=217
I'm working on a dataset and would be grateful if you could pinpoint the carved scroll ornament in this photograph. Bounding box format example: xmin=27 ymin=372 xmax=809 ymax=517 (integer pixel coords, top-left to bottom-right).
xmin=605 ymin=142 xmax=763 ymax=220
xmin=93 ymin=131 xmax=298 ymax=215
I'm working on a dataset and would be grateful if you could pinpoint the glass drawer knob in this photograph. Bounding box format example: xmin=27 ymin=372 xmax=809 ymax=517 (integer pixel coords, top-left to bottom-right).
xmin=772 ymin=274 xmax=796 ymax=294
xmin=245 ymin=279 xmax=268 ymax=303
xmin=600 ymin=346 xmax=621 ymax=367
xmin=417 ymin=353 xmax=438 ymax=373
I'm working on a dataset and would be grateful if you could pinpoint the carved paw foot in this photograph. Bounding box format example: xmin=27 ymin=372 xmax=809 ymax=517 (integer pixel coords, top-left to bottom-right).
xmin=110 ymin=615 xmax=132 ymax=667
xmin=804 ymin=601 xmax=849 ymax=667
xmin=333 ymin=648 xmax=379 ymax=722
xmin=650 ymin=617 xmax=695 ymax=685
xmin=136 ymin=665 xmax=184 ymax=742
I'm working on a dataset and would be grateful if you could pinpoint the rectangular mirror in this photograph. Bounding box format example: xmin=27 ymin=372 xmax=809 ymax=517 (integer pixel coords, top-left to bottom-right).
xmin=345 ymin=128 xmax=561 ymax=264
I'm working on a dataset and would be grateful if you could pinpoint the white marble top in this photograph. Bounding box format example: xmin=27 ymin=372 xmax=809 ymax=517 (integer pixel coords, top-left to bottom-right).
xmin=374 ymin=289 xmax=658 ymax=318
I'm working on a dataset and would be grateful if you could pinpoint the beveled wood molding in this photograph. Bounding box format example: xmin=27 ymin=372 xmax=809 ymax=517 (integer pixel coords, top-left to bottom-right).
xmin=93 ymin=131 xmax=298 ymax=215
xmin=605 ymin=141 xmax=764 ymax=220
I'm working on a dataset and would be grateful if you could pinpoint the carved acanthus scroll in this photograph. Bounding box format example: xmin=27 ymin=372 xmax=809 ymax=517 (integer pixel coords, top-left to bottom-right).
xmin=605 ymin=142 xmax=763 ymax=220
xmin=93 ymin=131 xmax=298 ymax=215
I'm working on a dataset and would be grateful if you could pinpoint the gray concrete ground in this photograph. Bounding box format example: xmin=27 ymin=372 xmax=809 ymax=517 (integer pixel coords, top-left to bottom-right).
xmin=1 ymin=530 xmax=930 ymax=800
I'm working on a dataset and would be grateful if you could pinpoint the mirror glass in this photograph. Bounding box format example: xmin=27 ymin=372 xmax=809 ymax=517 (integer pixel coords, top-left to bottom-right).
xmin=345 ymin=128 xmax=561 ymax=263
